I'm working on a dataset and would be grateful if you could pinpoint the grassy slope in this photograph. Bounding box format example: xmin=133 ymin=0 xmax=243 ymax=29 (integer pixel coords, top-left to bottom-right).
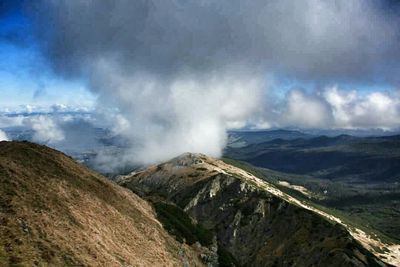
xmin=0 ymin=141 xmax=202 ymax=266
xmin=222 ymin=158 xmax=400 ymax=244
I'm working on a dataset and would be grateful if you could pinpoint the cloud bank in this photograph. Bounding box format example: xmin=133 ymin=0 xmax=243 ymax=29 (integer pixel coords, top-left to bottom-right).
xmin=26 ymin=115 xmax=65 ymax=144
xmin=0 ymin=129 xmax=8 ymax=141
xmin=252 ymin=87 xmax=400 ymax=130
xmin=27 ymin=0 xmax=400 ymax=164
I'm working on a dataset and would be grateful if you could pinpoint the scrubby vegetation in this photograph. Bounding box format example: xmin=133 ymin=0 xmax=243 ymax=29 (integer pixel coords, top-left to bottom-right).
xmin=217 ymin=246 xmax=240 ymax=267
xmin=153 ymin=202 xmax=213 ymax=246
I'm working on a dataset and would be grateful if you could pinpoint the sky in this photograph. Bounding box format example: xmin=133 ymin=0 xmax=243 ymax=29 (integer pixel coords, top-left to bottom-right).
xmin=0 ymin=0 xmax=400 ymax=164
xmin=0 ymin=2 xmax=95 ymax=112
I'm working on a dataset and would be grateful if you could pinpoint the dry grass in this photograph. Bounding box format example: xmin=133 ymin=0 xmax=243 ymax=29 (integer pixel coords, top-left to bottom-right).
xmin=0 ymin=141 xmax=204 ymax=266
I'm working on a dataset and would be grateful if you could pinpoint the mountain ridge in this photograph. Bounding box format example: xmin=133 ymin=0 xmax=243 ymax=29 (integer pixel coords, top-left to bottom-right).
xmin=0 ymin=141 xmax=204 ymax=266
xmin=119 ymin=152 xmax=394 ymax=266
xmin=1 ymin=142 xmax=397 ymax=266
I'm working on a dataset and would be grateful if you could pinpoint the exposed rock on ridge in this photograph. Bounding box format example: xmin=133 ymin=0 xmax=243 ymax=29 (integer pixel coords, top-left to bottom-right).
xmin=119 ymin=153 xmax=387 ymax=267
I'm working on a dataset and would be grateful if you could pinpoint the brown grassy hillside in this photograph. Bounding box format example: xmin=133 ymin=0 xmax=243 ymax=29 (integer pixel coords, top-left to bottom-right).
xmin=0 ymin=141 xmax=203 ymax=266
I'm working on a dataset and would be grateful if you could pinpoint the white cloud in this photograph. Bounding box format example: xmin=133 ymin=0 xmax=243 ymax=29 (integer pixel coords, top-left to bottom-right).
xmin=94 ymin=67 xmax=264 ymax=164
xmin=0 ymin=115 xmax=25 ymax=128
xmin=248 ymin=86 xmax=400 ymax=130
xmin=283 ymin=90 xmax=333 ymax=128
xmin=324 ymin=87 xmax=400 ymax=129
xmin=25 ymin=115 xmax=65 ymax=144
xmin=0 ymin=130 xmax=9 ymax=141
xmin=27 ymin=0 xmax=400 ymax=165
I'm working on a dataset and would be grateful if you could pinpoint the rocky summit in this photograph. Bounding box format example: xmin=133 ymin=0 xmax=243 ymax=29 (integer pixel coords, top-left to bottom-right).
xmin=119 ymin=153 xmax=388 ymax=267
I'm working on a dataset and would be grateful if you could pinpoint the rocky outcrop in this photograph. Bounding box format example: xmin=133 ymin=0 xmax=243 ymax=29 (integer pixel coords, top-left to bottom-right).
xmin=119 ymin=153 xmax=387 ymax=266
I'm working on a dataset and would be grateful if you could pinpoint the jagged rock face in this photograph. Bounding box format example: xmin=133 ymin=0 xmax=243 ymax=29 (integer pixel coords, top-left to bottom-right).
xmin=119 ymin=153 xmax=386 ymax=267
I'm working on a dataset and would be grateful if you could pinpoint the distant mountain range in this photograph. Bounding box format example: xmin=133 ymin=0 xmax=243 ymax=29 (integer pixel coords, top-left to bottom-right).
xmin=224 ymin=130 xmax=400 ymax=253
xmin=227 ymin=129 xmax=312 ymax=148
xmin=226 ymin=131 xmax=400 ymax=183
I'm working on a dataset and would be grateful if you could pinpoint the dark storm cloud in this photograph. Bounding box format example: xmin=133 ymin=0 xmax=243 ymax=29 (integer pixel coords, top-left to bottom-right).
xmin=29 ymin=0 xmax=400 ymax=84
xmin=24 ymin=0 xmax=400 ymax=164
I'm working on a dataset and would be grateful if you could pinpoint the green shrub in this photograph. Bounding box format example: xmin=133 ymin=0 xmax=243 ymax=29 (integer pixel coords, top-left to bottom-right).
xmin=217 ymin=246 xmax=240 ymax=267
xmin=153 ymin=202 xmax=213 ymax=246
